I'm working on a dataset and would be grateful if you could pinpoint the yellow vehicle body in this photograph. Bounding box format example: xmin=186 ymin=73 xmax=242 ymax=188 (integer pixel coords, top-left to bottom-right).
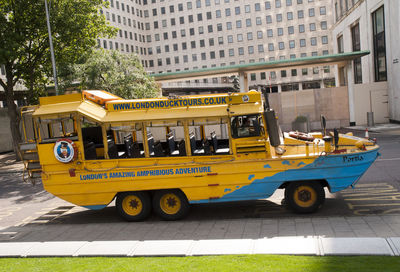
xmin=20 ymin=90 xmax=379 ymax=220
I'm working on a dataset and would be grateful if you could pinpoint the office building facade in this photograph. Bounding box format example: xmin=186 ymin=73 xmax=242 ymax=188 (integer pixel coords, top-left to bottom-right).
xmin=99 ymin=0 xmax=335 ymax=92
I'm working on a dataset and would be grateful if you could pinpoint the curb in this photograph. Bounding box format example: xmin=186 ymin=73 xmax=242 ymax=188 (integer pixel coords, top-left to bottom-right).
xmin=0 ymin=237 xmax=399 ymax=257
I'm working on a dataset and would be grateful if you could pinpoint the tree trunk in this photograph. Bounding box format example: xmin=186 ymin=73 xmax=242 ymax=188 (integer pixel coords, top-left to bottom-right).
xmin=4 ymin=64 xmax=22 ymax=161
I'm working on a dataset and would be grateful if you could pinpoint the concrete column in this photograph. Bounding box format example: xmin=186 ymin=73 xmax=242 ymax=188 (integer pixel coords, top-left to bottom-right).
xmin=298 ymin=82 xmax=303 ymax=91
xmin=334 ymin=64 xmax=340 ymax=87
xmin=346 ymin=62 xmax=356 ymax=126
xmin=239 ymin=72 xmax=248 ymax=92
xmin=277 ymin=84 xmax=282 ymax=93
xmin=320 ymin=79 xmax=325 ymax=89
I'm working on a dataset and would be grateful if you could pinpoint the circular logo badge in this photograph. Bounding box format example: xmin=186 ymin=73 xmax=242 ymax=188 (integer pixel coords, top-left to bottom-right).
xmin=242 ymin=95 xmax=250 ymax=103
xmin=54 ymin=139 xmax=76 ymax=163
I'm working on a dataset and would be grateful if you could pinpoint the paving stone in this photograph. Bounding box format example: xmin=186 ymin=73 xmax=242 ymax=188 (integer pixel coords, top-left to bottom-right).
xmin=190 ymin=239 xmax=253 ymax=255
xmin=320 ymin=238 xmax=394 ymax=256
xmin=388 ymin=237 xmax=400 ymax=256
xmin=132 ymin=240 xmax=193 ymax=256
xmin=333 ymin=231 xmax=357 ymax=237
xmin=0 ymin=242 xmax=40 ymax=257
xmin=26 ymin=241 xmax=88 ymax=257
xmin=253 ymin=237 xmax=317 ymax=255
xmin=76 ymin=241 xmax=138 ymax=256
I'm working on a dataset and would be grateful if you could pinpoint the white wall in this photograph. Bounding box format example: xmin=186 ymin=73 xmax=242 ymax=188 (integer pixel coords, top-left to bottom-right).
xmin=385 ymin=0 xmax=400 ymax=122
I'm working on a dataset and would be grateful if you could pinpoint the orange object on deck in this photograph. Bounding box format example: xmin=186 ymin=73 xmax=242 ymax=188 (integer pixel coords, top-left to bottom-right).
xmin=82 ymin=90 xmax=122 ymax=106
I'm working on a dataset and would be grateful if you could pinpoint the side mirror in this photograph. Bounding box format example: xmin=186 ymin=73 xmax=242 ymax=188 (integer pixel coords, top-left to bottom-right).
xmin=320 ymin=115 xmax=327 ymax=136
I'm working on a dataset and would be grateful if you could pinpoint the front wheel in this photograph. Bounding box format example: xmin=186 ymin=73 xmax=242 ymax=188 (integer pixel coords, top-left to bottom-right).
xmin=116 ymin=191 xmax=152 ymax=222
xmin=153 ymin=190 xmax=190 ymax=220
xmin=285 ymin=181 xmax=325 ymax=213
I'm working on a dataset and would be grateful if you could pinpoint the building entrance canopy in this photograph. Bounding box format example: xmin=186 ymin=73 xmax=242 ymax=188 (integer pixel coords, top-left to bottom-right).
xmin=152 ymin=51 xmax=369 ymax=86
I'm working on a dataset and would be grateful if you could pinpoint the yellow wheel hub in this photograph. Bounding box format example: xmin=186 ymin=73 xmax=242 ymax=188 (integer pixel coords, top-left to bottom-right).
xmin=294 ymin=186 xmax=317 ymax=208
xmin=122 ymin=195 xmax=143 ymax=216
xmin=160 ymin=193 xmax=181 ymax=215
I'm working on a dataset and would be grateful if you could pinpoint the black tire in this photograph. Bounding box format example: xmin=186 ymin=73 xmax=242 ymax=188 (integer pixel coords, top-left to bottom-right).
xmin=116 ymin=191 xmax=152 ymax=222
xmin=153 ymin=190 xmax=190 ymax=221
xmin=285 ymin=181 xmax=325 ymax=213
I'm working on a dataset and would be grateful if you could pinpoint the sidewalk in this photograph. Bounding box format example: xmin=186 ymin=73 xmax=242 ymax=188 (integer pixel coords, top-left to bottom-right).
xmin=0 ymin=211 xmax=400 ymax=257
xmin=0 ymin=152 xmax=24 ymax=174
xmin=345 ymin=123 xmax=400 ymax=135
xmin=0 ymin=237 xmax=399 ymax=257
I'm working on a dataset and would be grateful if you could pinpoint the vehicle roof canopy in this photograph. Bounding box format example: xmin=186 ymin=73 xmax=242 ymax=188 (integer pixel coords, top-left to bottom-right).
xmin=32 ymin=90 xmax=263 ymax=123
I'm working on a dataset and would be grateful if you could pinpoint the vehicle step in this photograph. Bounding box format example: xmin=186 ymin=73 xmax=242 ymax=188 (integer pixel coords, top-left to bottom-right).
xmin=30 ymin=171 xmax=42 ymax=179
xmin=27 ymin=162 xmax=41 ymax=170
xmin=19 ymin=142 xmax=37 ymax=151
xmin=22 ymin=152 xmax=39 ymax=161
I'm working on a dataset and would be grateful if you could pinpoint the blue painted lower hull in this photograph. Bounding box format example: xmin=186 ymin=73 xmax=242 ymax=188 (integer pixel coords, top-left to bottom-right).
xmin=190 ymin=149 xmax=379 ymax=204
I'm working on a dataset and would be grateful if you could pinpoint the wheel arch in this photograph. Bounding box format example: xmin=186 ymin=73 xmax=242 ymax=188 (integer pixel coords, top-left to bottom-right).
xmin=279 ymin=179 xmax=330 ymax=191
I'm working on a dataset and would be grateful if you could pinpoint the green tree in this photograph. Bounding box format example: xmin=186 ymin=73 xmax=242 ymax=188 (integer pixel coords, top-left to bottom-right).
xmin=64 ymin=49 xmax=160 ymax=99
xmin=0 ymin=0 xmax=116 ymax=156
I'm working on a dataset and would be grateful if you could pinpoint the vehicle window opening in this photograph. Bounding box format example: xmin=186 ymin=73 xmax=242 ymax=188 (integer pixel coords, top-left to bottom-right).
xmin=146 ymin=121 xmax=186 ymax=157
xmin=38 ymin=116 xmax=78 ymax=143
xmin=107 ymin=123 xmax=145 ymax=159
xmin=190 ymin=118 xmax=230 ymax=155
xmin=81 ymin=118 xmax=107 ymax=160
xmin=231 ymin=115 xmax=263 ymax=138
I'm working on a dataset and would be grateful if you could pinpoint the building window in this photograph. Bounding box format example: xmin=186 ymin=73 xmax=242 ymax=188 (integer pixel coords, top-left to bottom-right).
xmin=320 ymin=6 xmax=326 ymax=15
xmin=288 ymin=26 xmax=294 ymax=34
xmin=265 ymin=1 xmax=271 ymax=9
xmin=337 ymin=35 xmax=344 ymax=53
xmin=289 ymin=40 xmax=295 ymax=49
xmin=248 ymin=46 xmax=254 ymax=54
xmin=266 ymin=15 xmax=272 ymax=24
xmin=246 ymin=19 xmax=252 ymax=27
xmin=321 ymin=21 xmax=327 ymax=30
xmin=281 ymin=70 xmax=286 ymax=77
xmin=247 ymin=32 xmax=253 ymax=40
xmin=278 ymin=28 xmax=283 ymax=36
xmin=238 ymin=47 xmax=244 ymax=55
xmin=372 ymin=6 xmax=387 ymax=81
xmin=310 ymin=37 xmax=317 ymax=46
xmin=351 ymin=23 xmax=362 ymax=84
xmin=299 ymin=24 xmax=305 ymax=33
xmin=268 ymin=43 xmax=274 ymax=51
xmin=321 ymin=36 xmax=328 ymax=44
xmin=300 ymin=39 xmax=306 ymax=47
xmin=228 ymin=35 xmax=233 ymax=43
xmin=235 ymin=6 xmax=240 ymax=15
xmin=309 ymin=23 xmax=316 ymax=31
xmin=279 ymin=42 xmax=284 ymax=50
xmin=237 ymin=34 xmax=243 ymax=42
xmin=309 ymin=8 xmax=315 ymax=17
xmin=276 ymin=14 xmax=282 ymax=22
xmin=287 ymin=12 xmax=293 ymax=20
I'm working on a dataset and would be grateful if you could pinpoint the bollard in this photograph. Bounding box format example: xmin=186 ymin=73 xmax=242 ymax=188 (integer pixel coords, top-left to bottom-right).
xmin=367 ymin=112 xmax=375 ymax=127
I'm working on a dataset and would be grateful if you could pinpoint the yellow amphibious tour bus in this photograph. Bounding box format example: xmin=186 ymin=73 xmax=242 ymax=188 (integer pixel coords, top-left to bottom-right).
xmin=19 ymin=90 xmax=379 ymax=221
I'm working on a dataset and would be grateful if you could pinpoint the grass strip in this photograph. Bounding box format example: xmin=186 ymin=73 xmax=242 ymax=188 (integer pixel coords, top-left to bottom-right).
xmin=0 ymin=255 xmax=399 ymax=272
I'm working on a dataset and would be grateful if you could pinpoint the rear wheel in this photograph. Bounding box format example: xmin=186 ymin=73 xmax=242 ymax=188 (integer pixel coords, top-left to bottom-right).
xmin=153 ymin=190 xmax=190 ymax=220
xmin=116 ymin=191 xmax=151 ymax=221
xmin=285 ymin=181 xmax=325 ymax=213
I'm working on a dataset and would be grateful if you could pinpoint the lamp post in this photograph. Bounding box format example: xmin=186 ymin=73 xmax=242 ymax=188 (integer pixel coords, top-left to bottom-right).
xmin=44 ymin=0 xmax=59 ymax=95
